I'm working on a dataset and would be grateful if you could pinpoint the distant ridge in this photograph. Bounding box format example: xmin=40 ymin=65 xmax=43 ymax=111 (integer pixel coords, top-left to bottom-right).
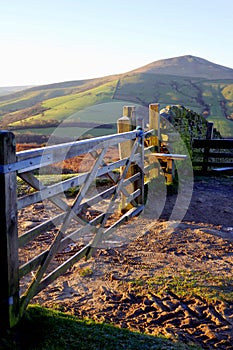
xmin=0 ymin=85 xmax=34 ymax=97
xmin=127 ymin=55 xmax=233 ymax=80
xmin=1 ymin=54 xmax=233 ymax=138
xmin=1 ymin=55 xmax=233 ymax=98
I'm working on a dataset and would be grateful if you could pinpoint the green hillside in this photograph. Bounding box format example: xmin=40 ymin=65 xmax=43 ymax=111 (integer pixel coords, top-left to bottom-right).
xmin=0 ymin=76 xmax=118 ymax=118
xmin=0 ymin=55 xmax=233 ymax=138
xmin=114 ymin=73 xmax=233 ymax=136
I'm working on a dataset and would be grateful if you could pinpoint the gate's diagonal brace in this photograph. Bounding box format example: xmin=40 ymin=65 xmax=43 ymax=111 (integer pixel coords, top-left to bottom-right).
xmin=90 ymin=150 xmax=119 ymax=184
xmin=59 ymin=148 xmax=107 ymax=235
xmin=86 ymin=137 xmax=141 ymax=259
xmin=19 ymin=148 xmax=107 ymax=313
xmin=19 ymin=172 xmax=89 ymax=226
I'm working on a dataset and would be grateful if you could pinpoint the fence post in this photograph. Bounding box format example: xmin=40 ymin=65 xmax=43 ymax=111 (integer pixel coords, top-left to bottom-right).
xmin=0 ymin=131 xmax=19 ymax=328
xmin=206 ymin=121 xmax=214 ymax=140
xmin=117 ymin=112 xmax=134 ymax=213
xmin=148 ymin=104 xmax=160 ymax=179
xmin=123 ymin=106 xmax=136 ymax=129
xmin=149 ymin=103 xmax=160 ymax=152
xmin=202 ymin=122 xmax=214 ymax=172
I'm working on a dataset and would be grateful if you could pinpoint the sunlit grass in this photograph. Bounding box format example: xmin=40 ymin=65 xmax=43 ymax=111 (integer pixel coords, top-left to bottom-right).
xmin=0 ymin=305 xmax=201 ymax=350
xmin=145 ymin=270 xmax=233 ymax=302
xmin=34 ymin=81 xmax=118 ymax=122
xmin=2 ymin=73 xmax=233 ymax=138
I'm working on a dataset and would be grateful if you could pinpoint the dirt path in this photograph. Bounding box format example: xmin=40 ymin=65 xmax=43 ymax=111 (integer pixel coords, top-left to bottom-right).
xmin=28 ymin=175 xmax=233 ymax=349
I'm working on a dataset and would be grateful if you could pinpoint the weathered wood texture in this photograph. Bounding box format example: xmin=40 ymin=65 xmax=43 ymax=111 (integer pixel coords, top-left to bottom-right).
xmin=17 ymin=128 xmax=144 ymax=316
xmin=0 ymin=122 xmax=147 ymax=327
xmin=149 ymin=103 xmax=160 ymax=151
xmin=117 ymin=112 xmax=145 ymax=211
xmin=0 ymin=131 xmax=19 ymax=328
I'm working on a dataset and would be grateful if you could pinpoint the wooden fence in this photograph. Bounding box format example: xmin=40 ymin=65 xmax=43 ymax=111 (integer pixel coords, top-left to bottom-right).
xmin=2 ymin=103 xmax=186 ymax=328
xmin=192 ymin=123 xmax=233 ymax=172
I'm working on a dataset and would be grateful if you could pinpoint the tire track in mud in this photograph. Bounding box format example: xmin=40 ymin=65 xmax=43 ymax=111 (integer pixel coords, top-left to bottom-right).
xmin=27 ymin=177 xmax=233 ymax=349
xmin=36 ymin=220 xmax=233 ymax=350
xmin=49 ymin=277 xmax=233 ymax=349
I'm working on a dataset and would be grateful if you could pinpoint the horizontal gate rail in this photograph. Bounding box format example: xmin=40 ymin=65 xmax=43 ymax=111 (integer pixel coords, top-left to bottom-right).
xmin=15 ymin=131 xmax=139 ymax=173
xmin=17 ymin=155 xmax=141 ymax=210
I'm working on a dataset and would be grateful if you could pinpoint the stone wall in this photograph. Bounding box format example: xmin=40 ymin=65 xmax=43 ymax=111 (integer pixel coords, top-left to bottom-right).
xmin=159 ymin=104 xmax=221 ymax=157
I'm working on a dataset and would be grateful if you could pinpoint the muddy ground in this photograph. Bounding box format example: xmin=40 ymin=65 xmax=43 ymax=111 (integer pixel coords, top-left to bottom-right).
xmin=24 ymin=174 xmax=233 ymax=349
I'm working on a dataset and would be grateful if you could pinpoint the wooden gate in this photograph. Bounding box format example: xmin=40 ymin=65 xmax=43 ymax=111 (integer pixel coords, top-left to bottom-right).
xmin=0 ymin=102 xmax=190 ymax=328
xmin=0 ymin=127 xmax=145 ymax=328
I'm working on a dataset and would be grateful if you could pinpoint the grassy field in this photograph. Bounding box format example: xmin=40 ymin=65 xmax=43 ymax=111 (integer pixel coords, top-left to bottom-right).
xmin=1 ymin=71 xmax=233 ymax=137
xmin=208 ymin=114 xmax=233 ymax=137
xmin=8 ymin=80 xmax=119 ymax=126
xmin=12 ymin=101 xmax=140 ymax=139
xmin=0 ymin=76 xmax=118 ymax=116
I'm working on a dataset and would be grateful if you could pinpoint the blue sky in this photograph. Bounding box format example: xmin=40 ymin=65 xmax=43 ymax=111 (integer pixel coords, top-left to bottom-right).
xmin=1 ymin=0 xmax=233 ymax=86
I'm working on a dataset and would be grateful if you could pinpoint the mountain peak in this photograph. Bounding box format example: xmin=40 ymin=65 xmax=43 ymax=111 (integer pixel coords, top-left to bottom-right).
xmin=128 ymin=55 xmax=233 ymax=79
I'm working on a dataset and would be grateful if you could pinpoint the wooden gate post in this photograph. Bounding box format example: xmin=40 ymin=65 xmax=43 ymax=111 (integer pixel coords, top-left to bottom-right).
xmin=117 ymin=115 xmax=134 ymax=213
xmin=123 ymin=106 xmax=140 ymax=199
xmin=149 ymin=103 xmax=160 ymax=152
xmin=148 ymin=103 xmax=160 ymax=179
xmin=123 ymin=106 xmax=136 ymax=129
xmin=0 ymin=131 xmax=19 ymax=328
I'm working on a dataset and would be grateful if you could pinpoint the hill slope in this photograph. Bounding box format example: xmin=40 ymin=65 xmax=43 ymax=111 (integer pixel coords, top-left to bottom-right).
xmin=0 ymin=55 xmax=233 ymax=137
xmin=128 ymin=55 xmax=233 ymax=79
